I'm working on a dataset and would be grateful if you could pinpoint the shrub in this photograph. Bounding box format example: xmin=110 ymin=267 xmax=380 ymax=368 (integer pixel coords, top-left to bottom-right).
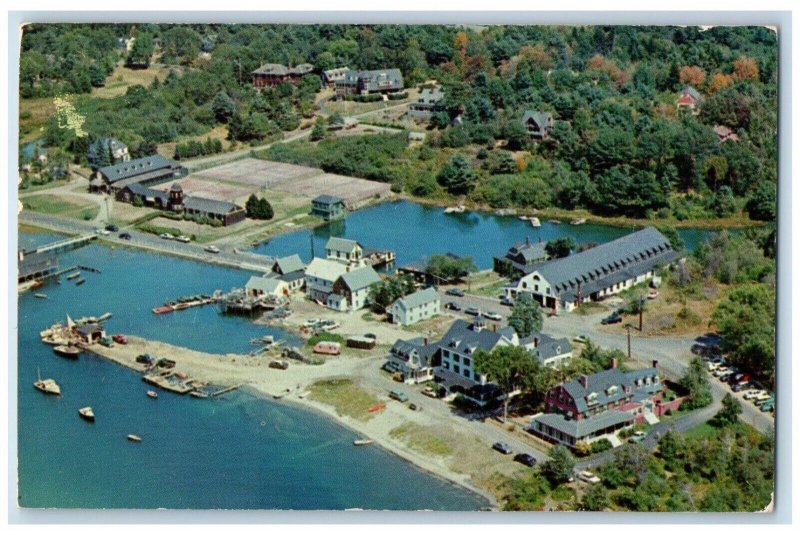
xmin=590 ymin=439 xmax=613 ymax=454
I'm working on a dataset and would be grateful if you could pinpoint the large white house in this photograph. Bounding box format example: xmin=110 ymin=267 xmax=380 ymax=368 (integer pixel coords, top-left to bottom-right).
xmin=304 ymin=258 xmax=348 ymax=304
xmin=506 ymin=227 xmax=682 ymax=313
xmin=385 ymin=337 xmax=438 ymax=384
xmin=520 ymin=333 xmax=573 ymax=368
xmin=325 ymin=237 xmax=365 ymax=268
xmin=329 ymin=265 xmax=382 ymax=311
xmin=390 ymin=287 xmax=440 ymax=326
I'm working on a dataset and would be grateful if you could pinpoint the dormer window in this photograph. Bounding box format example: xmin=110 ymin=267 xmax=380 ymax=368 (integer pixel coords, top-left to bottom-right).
xmin=606 ymin=385 xmax=618 ymax=395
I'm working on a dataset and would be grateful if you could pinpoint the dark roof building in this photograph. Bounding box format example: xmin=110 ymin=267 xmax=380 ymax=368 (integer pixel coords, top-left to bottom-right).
xmin=493 ymin=236 xmax=549 ymax=277
xmin=522 ymin=110 xmax=554 ymax=140
xmin=385 ymin=337 xmax=440 ymax=384
xmin=251 ymin=63 xmax=315 ymax=89
xmin=311 ymin=194 xmax=346 ymax=221
xmin=335 ymin=69 xmax=404 ymax=97
xmin=408 ymin=86 xmax=445 ymax=120
xmin=506 ymin=227 xmax=681 ymax=312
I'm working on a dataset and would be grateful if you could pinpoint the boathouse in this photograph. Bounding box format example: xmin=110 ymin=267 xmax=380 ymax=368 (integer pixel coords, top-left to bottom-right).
xmin=493 ymin=237 xmax=549 ymax=277
xmin=311 ymin=195 xmax=345 ymax=221
xmin=73 ymin=324 xmax=106 ymax=345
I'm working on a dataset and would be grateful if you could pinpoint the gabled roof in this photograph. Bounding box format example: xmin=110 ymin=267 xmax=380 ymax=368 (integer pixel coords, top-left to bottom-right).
xmin=438 ymin=319 xmax=515 ymax=356
xmin=184 ymin=196 xmax=242 ymax=215
xmin=340 ymin=69 xmax=404 ymax=91
xmin=99 ymin=155 xmax=174 ymax=183
xmin=531 ymin=410 xmax=634 ymax=439
xmin=124 ymin=182 xmax=168 ymax=201
xmin=560 ymin=366 xmax=660 ymax=414
xmin=528 ymin=227 xmax=679 ymax=296
xmin=252 ymin=63 xmax=289 ymax=76
xmin=313 ymin=194 xmax=345 ymax=206
xmin=88 ymin=137 xmax=127 ymax=159
xmin=393 ymin=287 xmax=440 ymax=311
xmin=522 ymin=110 xmax=553 ymax=128
xmin=274 ymin=254 xmax=305 ymax=275
xmin=389 ymin=337 xmax=438 ymax=367
xmin=305 ymin=258 xmax=348 ymax=282
xmin=681 ymin=85 xmax=703 ymax=102
xmin=246 ymin=276 xmax=283 ymax=294
xmin=339 ymin=266 xmax=381 ymax=292
xmin=326 ymin=237 xmax=361 ymax=254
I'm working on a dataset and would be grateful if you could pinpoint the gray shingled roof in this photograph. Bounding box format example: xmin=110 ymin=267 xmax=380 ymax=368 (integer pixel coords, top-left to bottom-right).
xmin=326 ymin=237 xmax=360 ymax=254
xmin=531 ymin=227 xmax=678 ymax=296
xmin=125 ymin=182 xmax=168 ymax=201
xmin=184 ymin=196 xmax=242 ymax=215
xmin=339 ymin=266 xmax=381 ymax=292
xmin=340 ymin=69 xmax=404 ymax=91
xmin=100 ymin=155 xmax=173 ymax=183
xmin=438 ymin=319 xmax=515 ymax=356
xmin=682 ymin=85 xmax=703 ymax=102
xmin=389 ymin=337 xmax=438 ymax=368
xmin=274 ymin=254 xmax=305 ymax=275
xmin=561 ymin=367 xmax=660 ymax=414
xmin=313 ymin=194 xmax=345 ymax=206
xmin=252 ymin=63 xmax=289 ymax=76
xmin=530 ymin=410 xmax=634 ymax=439
xmin=394 ymin=287 xmax=440 ymax=310
xmin=522 ymin=110 xmax=553 ymax=128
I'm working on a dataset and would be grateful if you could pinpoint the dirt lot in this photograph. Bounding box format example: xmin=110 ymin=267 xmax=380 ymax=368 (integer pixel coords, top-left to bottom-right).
xmin=271 ymin=172 xmax=391 ymax=207
xmin=192 ymin=158 xmax=320 ymax=188
xmin=154 ymin=177 xmax=257 ymax=203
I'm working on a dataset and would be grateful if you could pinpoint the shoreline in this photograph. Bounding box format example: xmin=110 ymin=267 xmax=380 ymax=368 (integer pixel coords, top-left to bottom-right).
xmin=79 ymin=336 xmax=500 ymax=509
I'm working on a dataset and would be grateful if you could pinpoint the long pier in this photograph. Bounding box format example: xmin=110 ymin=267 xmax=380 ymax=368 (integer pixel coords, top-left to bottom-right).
xmin=23 ymin=234 xmax=97 ymax=256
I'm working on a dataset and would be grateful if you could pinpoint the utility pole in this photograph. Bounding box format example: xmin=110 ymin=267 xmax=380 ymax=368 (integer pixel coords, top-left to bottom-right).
xmin=638 ymin=296 xmax=644 ymax=331
xmin=626 ymin=324 xmax=632 ymax=361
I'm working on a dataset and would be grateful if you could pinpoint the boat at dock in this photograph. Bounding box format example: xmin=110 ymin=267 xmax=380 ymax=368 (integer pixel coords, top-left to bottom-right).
xmin=190 ymin=391 xmax=209 ymax=399
xmin=66 ymin=272 xmax=81 ymax=280
xmin=34 ymin=293 xmax=48 ymax=299
xmin=78 ymin=407 xmax=95 ymax=422
xmin=444 ymin=204 xmax=465 ymax=214
xmin=152 ymin=305 xmax=175 ymax=314
xmin=147 ymin=390 xmax=158 ymax=399
xmin=53 ymin=345 xmax=80 ymax=359
xmin=570 ymin=218 xmax=587 ymax=225
xmin=98 ymin=312 xmax=113 ymax=321
xmin=549 ymin=219 xmax=561 ymax=224
xmin=530 ymin=217 xmax=541 ymax=227
xmin=75 ymin=278 xmax=86 ymax=286
xmin=127 ymin=434 xmax=142 ymax=443
xmin=353 ymin=439 xmax=374 ymax=446
xmin=34 ymin=367 xmax=61 ymax=396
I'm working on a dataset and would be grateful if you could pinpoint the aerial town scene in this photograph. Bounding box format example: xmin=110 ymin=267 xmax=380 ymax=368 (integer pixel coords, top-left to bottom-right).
xmin=16 ymin=23 xmax=777 ymax=512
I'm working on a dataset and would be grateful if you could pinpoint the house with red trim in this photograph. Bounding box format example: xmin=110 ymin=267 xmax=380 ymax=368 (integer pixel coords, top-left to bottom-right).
xmin=676 ymin=85 xmax=703 ymax=114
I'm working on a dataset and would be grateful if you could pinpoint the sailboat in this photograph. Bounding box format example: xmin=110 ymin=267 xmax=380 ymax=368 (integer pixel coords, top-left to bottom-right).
xmin=33 ymin=367 xmax=61 ymax=395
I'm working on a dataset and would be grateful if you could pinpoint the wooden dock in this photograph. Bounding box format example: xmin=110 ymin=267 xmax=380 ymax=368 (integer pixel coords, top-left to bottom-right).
xmin=23 ymin=234 xmax=97 ymax=256
xmin=209 ymin=384 xmax=245 ymax=398
xmin=142 ymin=373 xmax=195 ymax=394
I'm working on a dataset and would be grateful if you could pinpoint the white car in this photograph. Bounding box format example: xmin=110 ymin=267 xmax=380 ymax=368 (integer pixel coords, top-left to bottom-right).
xmin=204 ymin=245 xmax=220 ymax=254
xmin=95 ymin=228 xmax=110 ymax=236
xmin=175 ymin=235 xmax=191 ymax=243
xmin=482 ymin=311 xmax=502 ymax=321
xmin=577 ymin=470 xmax=601 ymax=484
xmin=712 ymin=366 xmax=729 ymax=377
xmin=743 ymin=389 xmax=766 ymax=400
xmin=751 ymin=392 xmax=772 ymax=404
xmin=160 ymin=233 xmax=174 ymax=240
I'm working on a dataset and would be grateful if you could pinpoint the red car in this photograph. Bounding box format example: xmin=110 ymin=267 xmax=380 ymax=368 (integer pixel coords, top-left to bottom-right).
xmin=112 ymin=334 xmax=128 ymax=344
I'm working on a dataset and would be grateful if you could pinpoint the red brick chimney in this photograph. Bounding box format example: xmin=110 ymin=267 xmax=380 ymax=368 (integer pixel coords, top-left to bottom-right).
xmin=579 ymin=375 xmax=588 ymax=388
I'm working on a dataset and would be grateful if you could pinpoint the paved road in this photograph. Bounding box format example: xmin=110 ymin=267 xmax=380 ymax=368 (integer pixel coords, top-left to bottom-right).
xmin=19 ymin=211 xmax=276 ymax=274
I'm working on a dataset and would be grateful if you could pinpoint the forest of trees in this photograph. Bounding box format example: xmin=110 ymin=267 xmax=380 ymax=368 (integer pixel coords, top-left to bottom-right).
xmin=21 ymin=24 xmax=777 ymax=222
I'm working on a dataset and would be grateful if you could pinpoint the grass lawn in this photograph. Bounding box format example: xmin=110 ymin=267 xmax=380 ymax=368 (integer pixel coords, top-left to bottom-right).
xmin=21 ymin=194 xmax=98 ymax=220
xmin=307 ymin=378 xmax=381 ymax=422
xmin=466 ymin=270 xmax=509 ymax=298
xmin=388 ymin=422 xmax=455 ymax=457
xmin=681 ymin=421 xmax=717 ymax=440
xmin=19 ymin=97 xmax=56 ymax=144
xmin=92 ymin=63 xmax=171 ymax=99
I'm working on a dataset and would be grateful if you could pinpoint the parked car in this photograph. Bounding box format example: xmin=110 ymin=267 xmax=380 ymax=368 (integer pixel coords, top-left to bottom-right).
xmin=751 ymin=392 xmax=772 ymax=404
xmin=483 ymin=311 xmax=502 ymax=321
xmin=492 ymin=442 xmax=513 ymax=455
xmin=175 ymin=235 xmax=191 ymax=243
xmin=444 ymin=301 xmax=461 ymax=311
xmin=408 ymin=403 xmax=421 ymax=411
xmin=422 ymin=386 xmax=439 ymax=399
xmin=707 ymin=358 xmax=725 ymax=372
xmin=601 ymin=314 xmax=622 ymax=325
xmin=713 ymin=366 xmax=730 ymax=377
xmin=500 ymin=296 xmax=514 ymax=307
xmin=572 ymin=335 xmax=590 ymax=344
xmin=105 ymin=223 xmax=119 ymax=232
xmin=717 ymin=370 xmax=735 ymax=381
xmin=464 ymin=307 xmax=481 ymax=316
xmin=445 ymin=288 xmax=465 ymax=297
xmin=754 ymin=395 xmax=774 ymax=407
xmin=691 ymin=343 xmax=708 ymax=355
xmin=743 ymin=389 xmax=765 ymax=400
xmin=119 ymin=232 xmax=132 ymax=240
xmin=577 ymin=470 xmax=601 ymax=484
xmin=160 ymin=233 xmax=174 ymax=240
xmin=112 ymin=334 xmax=128 ymax=344
xmin=96 ymin=228 xmax=110 ymax=236
xmin=204 ymin=245 xmax=221 ymax=254
xmin=303 ymin=318 xmax=321 ymax=328
xmin=732 ymin=382 xmax=750 ymax=393
xmin=628 ymin=431 xmax=647 ymax=443
xmin=513 ymin=453 xmax=537 ymax=467
xmin=389 ymin=389 xmax=408 ymax=403
xmin=760 ymin=401 xmax=774 ymax=412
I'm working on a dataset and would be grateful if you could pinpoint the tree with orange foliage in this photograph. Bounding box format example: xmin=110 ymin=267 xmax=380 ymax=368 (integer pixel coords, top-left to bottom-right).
xmin=707 ymin=72 xmax=734 ymax=95
xmin=679 ymin=65 xmax=706 ymax=87
xmin=733 ymin=56 xmax=759 ymax=80
xmin=518 ymin=44 xmax=553 ymax=70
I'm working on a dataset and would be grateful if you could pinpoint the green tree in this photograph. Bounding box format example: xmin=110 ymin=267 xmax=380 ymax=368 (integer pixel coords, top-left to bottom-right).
xmin=679 ymin=357 xmax=713 ymax=409
xmin=436 ymin=153 xmax=476 ymax=195
xmin=507 ymin=293 xmax=543 ymax=337
xmin=310 ymin=118 xmax=326 ymax=141
xmin=541 ymin=445 xmax=575 ymax=485
xmin=713 ymin=393 xmax=743 ymax=427
xmin=711 ymin=185 xmax=737 ymax=217
xmin=746 ymin=181 xmax=776 ymax=222
xmin=126 ymin=33 xmax=154 ymax=68
xmin=211 ymin=91 xmax=236 ymax=123
xmin=580 ymin=482 xmax=610 ymax=511
xmin=474 ymin=345 xmax=537 ymax=421
xmin=425 ymin=254 xmax=476 ymax=283
xmin=505 ymin=121 xmax=529 ymax=151
xmin=545 ymin=237 xmax=576 ymax=259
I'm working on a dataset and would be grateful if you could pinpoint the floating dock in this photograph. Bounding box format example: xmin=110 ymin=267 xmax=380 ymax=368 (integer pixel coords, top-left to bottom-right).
xmin=142 ymin=372 xmax=195 ymax=395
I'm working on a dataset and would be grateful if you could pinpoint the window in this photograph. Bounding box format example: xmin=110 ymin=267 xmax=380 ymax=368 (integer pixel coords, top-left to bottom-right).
xmin=463 ymin=370 xmax=470 ymax=379
xmin=453 ymin=355 xmax=460 ymax=363
xmin=463 ymin=358 xmax=471 ymax=368
xmin=454 ymin=365 xmax=460 ymax=374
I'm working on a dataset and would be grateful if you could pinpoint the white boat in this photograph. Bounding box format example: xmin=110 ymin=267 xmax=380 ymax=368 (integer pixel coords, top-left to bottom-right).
xmin=127 ymin=434 xmax=142 ymax=443
xmin=78 ymin=407 xmax=95 ymax=422
xmin=530 ymin=217 xmax=541 ymax=227
xmin=444 ymin=205 xmax=465 ymax=214
xmin=146 ymin=390 xmax=158 ymax=399
xmin=53 ymin=345 xmax=80 ymax=359
xmin=353 ymin=439 xmax=374 ymax=446
xmin=570 ymin=218 xmax=587 ymax=226
xmin=34 ymin=293 xmax=48 ymax=299
xmin=33 ymin=368 xmax=61 ymax=396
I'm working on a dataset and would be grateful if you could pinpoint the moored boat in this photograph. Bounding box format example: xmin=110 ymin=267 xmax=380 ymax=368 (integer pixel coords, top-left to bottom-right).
xmin=353 ymin=439 xmax=374 ymax=446
xmin=530 ymin=217 xmax=541 ymax=227
xmin=33 ymin=368 xmax=61 ymax=395
xmin=34 ymin=293 xmax=48 ymax=299
xmin=570 ymin=218 xmax=587 ymax=225
xmin=75 ymin=278 xmax=86 ymax=286
xmin=147 ymin=390 xmax=158 ymax=399
xmin=66 ymin=272 xmax=81 ymax=280
xmin=78 ymin=407 xmax=95 ymax=422
xmin=127 ymin=434 xmax=142 ymax=442
xmin=152 ymin=305 xmax=174 ymax=314
xmin=53 ymin=345 xmax=80 ymax=359
xmin=189 ymin=391 xmax=209 ymax=399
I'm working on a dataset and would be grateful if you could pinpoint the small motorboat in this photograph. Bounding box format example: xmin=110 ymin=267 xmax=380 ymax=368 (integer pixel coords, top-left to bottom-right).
xmin=570 ymin=218 xmax=587 ymax=226
xmin=353 ymin=439 xmax=374 ymax=446
xmin=152 ymin=305 xmax=174 ymax=315
xmin=53 ymin=345 xmax=80 ymax=359
xmin=530 ymin=217 xmax=541 ymax=227
xmin=127 ymin=434 xmax=142 ymax=443
xmin=146 ymin=390 xmax=158 ymax=399
xmin=190 ymin=391 xmax=209 ymax=399
xmin=75 ymin=278 xmax=86 ymax=286
xmin=66 ymin=272 xmax=81 ymax=281
xmin=549 ymin=219 xmax=561 ymax=224
xmin=78 ymin=407 xmax=95 ymax=422
xmin=34 ymin=293 xmax=48 ymax=299
xmin=33 ymin=368 xmax=61 ymax=396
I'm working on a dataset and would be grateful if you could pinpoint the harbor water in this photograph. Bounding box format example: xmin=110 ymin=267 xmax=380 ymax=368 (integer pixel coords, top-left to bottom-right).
xmin=17 ymin=232 xmax=489 ymax=510
xmin=254 ymin=200 xmax=723 ymax=267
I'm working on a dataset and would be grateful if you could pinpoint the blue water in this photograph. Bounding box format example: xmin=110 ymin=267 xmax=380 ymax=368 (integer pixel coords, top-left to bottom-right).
xmin=17 ymin=232 xmax=489 ymax=510
xmin=253 ymin=200 xmax=720 ymax=269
